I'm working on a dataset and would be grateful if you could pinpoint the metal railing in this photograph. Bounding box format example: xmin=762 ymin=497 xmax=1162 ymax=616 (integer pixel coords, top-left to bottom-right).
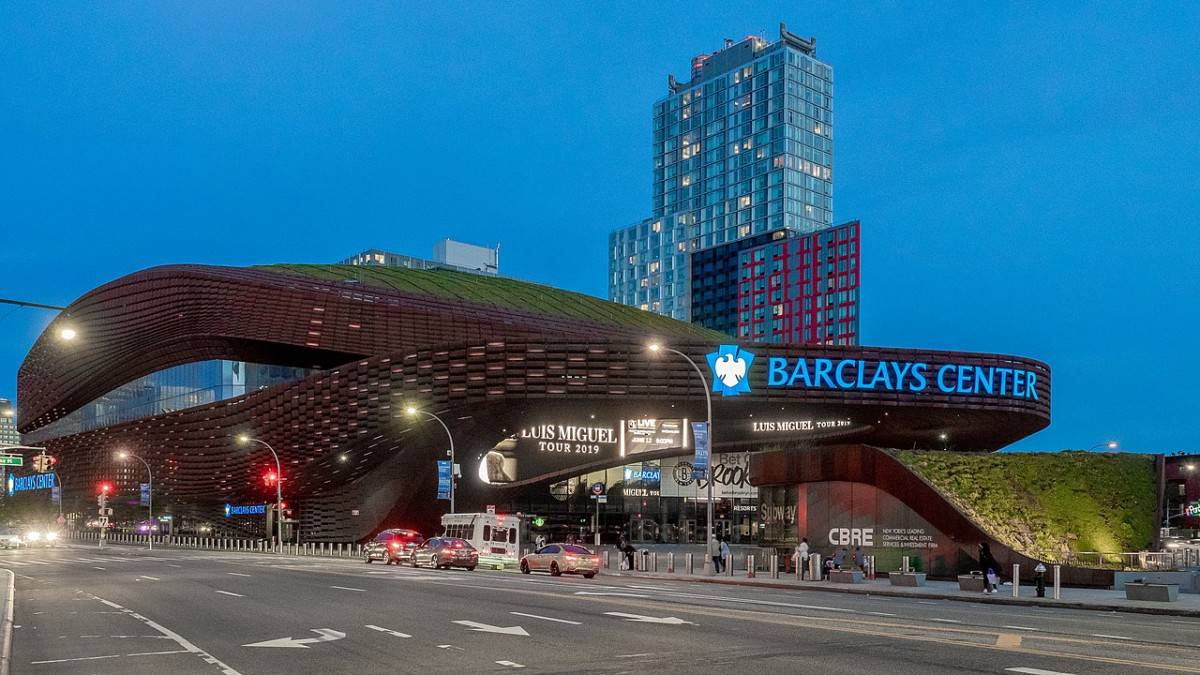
xmin=66 ymin=531 xmax=367 ymax=559
xmin=1067 ymin=549 xmax=1200 ymax=571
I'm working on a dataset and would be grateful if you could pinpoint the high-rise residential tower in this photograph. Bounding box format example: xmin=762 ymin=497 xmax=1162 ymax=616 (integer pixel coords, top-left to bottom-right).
xmin=610 ymin=23 xmax=857 ymax=346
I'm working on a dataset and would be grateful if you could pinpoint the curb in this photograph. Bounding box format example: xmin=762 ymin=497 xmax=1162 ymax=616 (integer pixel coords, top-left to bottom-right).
xmin=0 ymin=568 xmax=14 ymax=675
xmin=618 ymin=572 xmax=1200 ymax=618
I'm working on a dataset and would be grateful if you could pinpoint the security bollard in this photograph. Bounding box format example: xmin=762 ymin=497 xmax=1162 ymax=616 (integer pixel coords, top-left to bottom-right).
xmin=651 ymin=552 xmax=658 ymax=573
xmin=728 ymin=553 xmax=735 ymax=577
xmin=1053 ymin=564 xmax=1061 ymax=600
xmin=1012 ymin=564 xmax=1020 ymax=597
xmin=685 ymin=552 xmax=693 ymax=574
xmin=668 ymin=552 xmax=675 ymax=574
xmin=771 ymin=554 xmax=779 ymax=579
xmin=810 ymin=553 xmax=822 ymax=581
xmin=747 ymin=554 xmax=756 ymax=578
xmin=603 ymin=550 xmax=611 ymax=569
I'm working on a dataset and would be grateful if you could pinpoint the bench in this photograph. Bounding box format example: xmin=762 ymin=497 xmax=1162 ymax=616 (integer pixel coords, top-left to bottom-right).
xmin=889 ymin=572 xmax=927 ymax=587
xmin=958 ymin=574 xmax=987 ymax=592
xmin=1125 ymin=582 xmax=1179 ymax=602
xmin=830 ymin=569 xmax=864 ymax=584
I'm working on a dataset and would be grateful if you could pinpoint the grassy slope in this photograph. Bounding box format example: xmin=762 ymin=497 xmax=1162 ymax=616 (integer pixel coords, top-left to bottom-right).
xmin=258 ymin=264 xmax=726 ymax=340
xmin=895 ymin=450 xmax=1157 ymax=561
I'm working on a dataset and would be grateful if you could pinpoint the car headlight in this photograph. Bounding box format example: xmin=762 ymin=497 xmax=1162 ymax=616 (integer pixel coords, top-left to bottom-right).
xmin=46 ymin=532 xmax=58 ymax=541
xmin=26 ymin=532 xmax=41 ymax=541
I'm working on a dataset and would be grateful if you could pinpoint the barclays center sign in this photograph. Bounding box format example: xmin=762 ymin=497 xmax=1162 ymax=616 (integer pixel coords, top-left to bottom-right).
xmin=707 ymin=345 xmax=1041 ymax=401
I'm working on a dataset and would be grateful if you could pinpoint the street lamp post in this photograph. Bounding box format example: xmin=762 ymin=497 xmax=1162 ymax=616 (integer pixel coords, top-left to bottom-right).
xmin=1087 ymin=441 xmax=1119 ymax=452
xmin=116 ymin=451 xmax=153 ymax=550
xmin=405 ymin=406 xmax=456 ymax=514
xmin=236 ymin=434 xmax=283 ymax=552
xmin=648 ymin=343 xmax=716 ymax=575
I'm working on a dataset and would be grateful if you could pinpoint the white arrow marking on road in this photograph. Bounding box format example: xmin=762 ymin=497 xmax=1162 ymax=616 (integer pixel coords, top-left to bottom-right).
xmin=1005 ymin=668 xmax=1077 ymax=675
xmin=365 ymin=624 xmax=412 ymax=638
xmin=603 ymin=612 xmax=696 ymax=626
xmin=242 ymin=628 xmax=346 ymax=648
xmin=436 ymin=644 xmax=465 ymax=651
xmin=496 ymin=661 xmax=526 ymax=668
xmin=509 ymin=611 xmax=581 ymax=625
xmin=452 ymin=620 xmax=530 ymax=637
xmin=574 ymin=591 xmax=649 ymax=598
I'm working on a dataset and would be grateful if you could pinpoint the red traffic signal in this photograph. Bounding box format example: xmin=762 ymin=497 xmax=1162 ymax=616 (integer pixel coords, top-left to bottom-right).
xmin=97 ymin=481 xmax=114 ymax=495
xmin=262 ymin=470 xmax=279 ymax=487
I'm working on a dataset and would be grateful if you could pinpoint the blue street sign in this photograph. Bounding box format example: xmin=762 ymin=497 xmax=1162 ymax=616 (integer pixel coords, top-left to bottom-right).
xmin=139 ymin=483 xmax=151 ymax=507
xmin=224 ymin=503 xmax=266 ymax=517
xmin=691 ymin=421 xmax=709 ymax=480
xmin=436 ymin=460 xmax=452 ymax=500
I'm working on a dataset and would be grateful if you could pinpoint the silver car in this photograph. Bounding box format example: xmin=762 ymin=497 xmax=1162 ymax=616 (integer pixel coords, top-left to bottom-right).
xmin=520 ymin=543 xmax=599 ymax=578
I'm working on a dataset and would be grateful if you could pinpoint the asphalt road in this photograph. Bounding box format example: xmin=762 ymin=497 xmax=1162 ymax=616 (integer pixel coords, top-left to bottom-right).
xmin=4 ymin=544 xmax=1200 ymax=674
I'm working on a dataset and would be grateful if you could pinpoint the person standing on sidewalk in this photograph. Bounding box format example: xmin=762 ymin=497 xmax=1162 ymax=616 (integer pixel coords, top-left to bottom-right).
xmin=978 ymin=542 xmax=1001 ymax=594
xmin=708 ymin=535 xmax=722 ymax=573
xmin=793 ymin=537 xmax=810 ymax=578
xmin=719 ymin=538 xmax=730 ymax=573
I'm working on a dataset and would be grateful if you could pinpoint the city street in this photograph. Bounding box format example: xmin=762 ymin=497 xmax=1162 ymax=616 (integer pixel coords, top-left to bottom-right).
xmin=4 ymin=545 xmax=1199 ymax=674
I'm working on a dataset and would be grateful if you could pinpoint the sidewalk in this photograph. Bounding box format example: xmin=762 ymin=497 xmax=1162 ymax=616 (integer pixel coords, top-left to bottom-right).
xmin=616 ymin=568 xmax=1200 ymax=618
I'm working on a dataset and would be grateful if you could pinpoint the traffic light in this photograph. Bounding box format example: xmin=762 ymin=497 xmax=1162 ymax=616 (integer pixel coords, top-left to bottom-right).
xmin=262 ymin=470 xmax=278 ymax=487
xmin=97 ymin=481 xmax=114 ymax=495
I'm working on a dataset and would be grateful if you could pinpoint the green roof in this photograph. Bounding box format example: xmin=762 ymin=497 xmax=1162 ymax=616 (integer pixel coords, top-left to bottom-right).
xmin=258 ymin=264 xmax=726 ymax=340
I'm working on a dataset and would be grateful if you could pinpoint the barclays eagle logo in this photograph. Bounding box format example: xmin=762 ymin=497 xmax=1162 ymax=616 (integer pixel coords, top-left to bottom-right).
xmin=706 ymin=344 xmax=754 ymax=396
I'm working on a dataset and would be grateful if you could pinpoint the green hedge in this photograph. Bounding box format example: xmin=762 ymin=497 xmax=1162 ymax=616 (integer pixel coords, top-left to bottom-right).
xmin=894 ymin=450 xmax=1157 ymax=562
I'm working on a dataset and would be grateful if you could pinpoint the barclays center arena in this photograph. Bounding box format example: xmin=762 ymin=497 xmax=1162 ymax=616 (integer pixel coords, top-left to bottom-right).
xmin=15 ymin=264 xmax=1053 ymax=578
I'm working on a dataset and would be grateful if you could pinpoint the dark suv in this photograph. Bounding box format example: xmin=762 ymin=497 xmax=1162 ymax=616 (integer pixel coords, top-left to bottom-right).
xmin=363 ymin=528 xmax=423 ymax=565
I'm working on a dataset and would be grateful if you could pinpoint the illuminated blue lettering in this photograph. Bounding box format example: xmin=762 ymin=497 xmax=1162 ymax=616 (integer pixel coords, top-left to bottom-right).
xmin=814 ymin=359 xmax=835 ymax=388
xmin=788 ymin=358 xmax=812 ymax=387
xmin=856 ymin=360 xmax=869 ymax=388
xmin=937 ymin=365 xmax=956 ymax=393
xmin=996 ymin=368 xmax=1012 ymax=395
xmin=974 ymin=367 xmax=993 ymax=394
xmin=768 ymin=357 xmax=789 ymax=386
xmin=868 ymin=361 xmax=893 ymax=390
xmin=835 ymin=359 xmax=856 ymax=388
xmin=910 ymin=363 xmax=928 ymax=391
xmin=956 ymin=366 xmax=973 ymax=394
xmin=1013 ymin=369 xmax=1026 ymax=398
xmin=1027 ymin=371 xmax=1038 ymax=400
xmin=890 ymin=361 xmax=912 ymax=390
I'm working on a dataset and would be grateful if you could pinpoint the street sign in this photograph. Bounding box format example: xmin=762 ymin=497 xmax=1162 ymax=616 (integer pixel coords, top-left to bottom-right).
xmin=590 ymin=482 xmax=605 ymax=496
xmin=597 ymin=495 xmax=608 ymax=504
xmin=0 ymin=455 xmax=21 ymax=467
xmin=486 ymin=504 xmax=496 ymax=515
xmin=98 ymin=517 xmax=109 ymax=527
xmin=690 ymin=421 xmax=709 ymax=479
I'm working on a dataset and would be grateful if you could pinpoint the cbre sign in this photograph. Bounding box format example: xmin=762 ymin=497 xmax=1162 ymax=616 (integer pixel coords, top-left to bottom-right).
xmin=707 ymin=345 xmax=1042 ymax=401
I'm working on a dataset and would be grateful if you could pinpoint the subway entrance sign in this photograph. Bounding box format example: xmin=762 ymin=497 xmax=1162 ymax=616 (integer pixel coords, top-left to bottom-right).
xmin=0 ymin=455 xmax=22 ymax=467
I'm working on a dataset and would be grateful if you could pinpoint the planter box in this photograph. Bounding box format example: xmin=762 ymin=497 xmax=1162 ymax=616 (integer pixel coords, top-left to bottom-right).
xmin=1125 ymin=583 xmax=1179 ymax=602
xmin=958 ymin=574 xmax=987 ymax=592
xmin=889 ymin=572 xmax=927 ymax=587
xmin=830 ymin=569 xmax=864 ymax=584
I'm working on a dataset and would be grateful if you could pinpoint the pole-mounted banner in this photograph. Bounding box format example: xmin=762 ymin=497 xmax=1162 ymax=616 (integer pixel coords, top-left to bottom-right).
xmin=691 ymin=421 xmax=709 ymax=480
xmin=436 ymin=460 xmax=452 ymax=500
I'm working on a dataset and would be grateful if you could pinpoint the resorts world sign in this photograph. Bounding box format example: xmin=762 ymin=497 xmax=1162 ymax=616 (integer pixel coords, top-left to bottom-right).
xmin=706 ymin=345 xmax=1041 ymax=401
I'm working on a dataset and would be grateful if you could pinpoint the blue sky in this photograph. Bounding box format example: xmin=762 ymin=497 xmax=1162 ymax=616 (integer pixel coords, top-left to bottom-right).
xmin=1 ymin=2 xmax=1196 ymax=452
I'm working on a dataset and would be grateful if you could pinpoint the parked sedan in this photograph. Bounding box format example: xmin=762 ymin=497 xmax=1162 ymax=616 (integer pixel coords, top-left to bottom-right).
xmin=411 ymin=537 xmax=478 ymax=571
xmin=363 ymin=529 xmax=423 ymax=565
xmin=520 ymin=543 xmax=599 ymax=578
xmin=0 ymin=527 xmax=24 ymax=549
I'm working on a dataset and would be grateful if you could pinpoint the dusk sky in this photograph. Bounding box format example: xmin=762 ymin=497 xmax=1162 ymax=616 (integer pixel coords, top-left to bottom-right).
xmin=2 ymin=2 xmax=1196 ymax=453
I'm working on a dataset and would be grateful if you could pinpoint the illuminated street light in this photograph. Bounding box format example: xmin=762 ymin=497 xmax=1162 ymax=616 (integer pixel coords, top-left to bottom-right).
xmin=1086 ymin=441 xmax=1120 ymax=452
xmin=115 ymin=450 xmax=154 ymax=550
xmin=404 ymin=406 xmax=456 ymax=513
xmin=58 ymin=326 xmax=78 ymax=341
xmin=236 ymin=434 xmax=284 ymax=551
xmin=646 ymin=341 xmax=716 ymax=575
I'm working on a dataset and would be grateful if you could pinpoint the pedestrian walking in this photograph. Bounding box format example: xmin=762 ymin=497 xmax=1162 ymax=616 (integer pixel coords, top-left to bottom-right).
xmin=978 ymin=542 xmax=1001 ymax=594
xmin=708 ymin=535 xmax=722 ymax=573
xmin=719 ymin=538 xmax=731 ymax=573
xmin=833 ymin=547 xmax=847 ymax=570
xmin=620 ymin=537 xmax=636 ymax=571
xmin=853 ymin=545 xmax=865 ymax=570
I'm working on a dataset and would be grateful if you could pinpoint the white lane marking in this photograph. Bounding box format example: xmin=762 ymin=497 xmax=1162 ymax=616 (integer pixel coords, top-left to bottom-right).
xmin=215 ymin=591 xmax=244 ymax=598
xmin=242 ymin=628 xmax=346 ymax=649
xmin=604 ymin=612 xmax=696 ymax=626
xmin=865 ymin=611 xmax=898 ymax=617
xmin=1091 ymin=633 xmax=1132 ymax=640
xmin=931 ymin=618 xmax=961 ymax=624
xmin=166 ymin=564 xmax=183 ymax=568
xmin=436 ymin=644 xmax=465 ymax=651
xmin=83 ymin=592 xmax=244 ymax=675
xmin=452 ymin=620 xmax=529 ymax=636
xmin=330 ymin=586 xmax=366 ymax=592
xmin=662 ymin=591 xmax=856 ymax=614
xmin=139 ymin=576 xmax=161 ymax=581
xmin=496 ymin=661 xmax=525 ymax=669
xmin=225 ymin=573 xmax=251 ymax=577
xmin=574 ymin=591 xmax=648 ymax=598
xmin=126 ymin=649 xmax=190 ymax=656
xmin=31 ymin=654 xmax=121 ymax=664
xmin=917 ymin=600 xmax=940 ymax=605
xmin=616 ymin=653 xmax=656 ymax=658
xmin=1005 ymin=668 xmax=1077 ymax=675
xmin=509 ymin=611 xmax=581 ymax=625
xmin=92 ymin=566 xmax=106 ymax=571
xmin=365 ymin=624 xmax=412 ymax=638
xmin=1002 ymin=625 xmax=1039 ymax=632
